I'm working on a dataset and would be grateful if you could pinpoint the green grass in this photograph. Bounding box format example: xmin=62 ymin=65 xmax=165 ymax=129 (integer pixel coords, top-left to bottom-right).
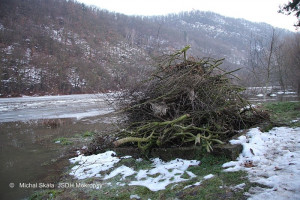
xmin=113 ymin=157 xmax=153 ymax=171
xmin=188 ymin=154 xmax=229 ymax=176
xmin=35 ymin=102 xmax=300 ymax=200
xmin=53 ymin=130 xmax=96 ymax=146
xmin=182 ymin=171 xmax=250 ymax=200
xmin=82 ymin=131 xmax=95 ymax=137
xmin=30 ymin=189 xmax=62 ymax=200
xmin=34 ymin=101 xmax=300 ymax=200
xmin=53 ymin=137 xmax=73 ymax=145
xmin=262 ymin=101 xmax=300 ymax=126
xmin=32 ymin=154 xmax=253 ymax=200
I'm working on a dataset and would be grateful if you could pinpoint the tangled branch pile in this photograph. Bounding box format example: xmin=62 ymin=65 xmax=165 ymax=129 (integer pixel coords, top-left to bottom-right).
xmin=114 ymin=46 xmax=269 ymax=153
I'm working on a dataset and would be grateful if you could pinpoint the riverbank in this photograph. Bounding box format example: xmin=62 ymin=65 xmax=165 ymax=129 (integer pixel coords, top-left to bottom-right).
xmin=0 ymin=110 xmax=119 ymax=200
xmin=27 ymin=101 xmax=300 ymax=200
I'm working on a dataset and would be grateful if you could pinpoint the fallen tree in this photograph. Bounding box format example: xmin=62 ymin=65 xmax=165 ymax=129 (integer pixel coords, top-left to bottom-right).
xmin=111 ymin=46 xmax=269 ymax=154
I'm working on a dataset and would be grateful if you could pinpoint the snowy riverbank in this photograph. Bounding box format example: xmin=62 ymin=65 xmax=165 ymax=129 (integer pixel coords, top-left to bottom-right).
xmin=68 ymin=126 xmax=300 ymax=199
xmin=223 ymin=127 xmax=300 ymax=200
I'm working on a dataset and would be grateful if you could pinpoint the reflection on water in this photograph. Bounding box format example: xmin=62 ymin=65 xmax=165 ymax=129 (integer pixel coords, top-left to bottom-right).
xmin=0 ymin=115 xmax=116 ymax=200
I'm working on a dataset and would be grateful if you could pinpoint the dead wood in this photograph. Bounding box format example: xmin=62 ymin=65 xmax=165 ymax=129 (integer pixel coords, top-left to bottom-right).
xmin=112 ymin=46 xmax=269 ymax=154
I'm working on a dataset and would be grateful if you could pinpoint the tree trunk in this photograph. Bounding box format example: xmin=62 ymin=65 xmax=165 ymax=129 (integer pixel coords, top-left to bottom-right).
xmin=298 ymin=79 xmax=300 ymax=95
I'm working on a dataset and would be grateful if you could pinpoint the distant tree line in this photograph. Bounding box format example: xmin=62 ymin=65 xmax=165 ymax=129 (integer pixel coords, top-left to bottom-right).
xmin=240 ymin=28 xmax=300 ymax=94
xmin=0 ymin=0 xmax=153 ymax=96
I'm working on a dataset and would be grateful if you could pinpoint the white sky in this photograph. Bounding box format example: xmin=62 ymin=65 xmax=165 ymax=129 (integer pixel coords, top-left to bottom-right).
xmin=76 ymin=0 xmax=298 ymax=32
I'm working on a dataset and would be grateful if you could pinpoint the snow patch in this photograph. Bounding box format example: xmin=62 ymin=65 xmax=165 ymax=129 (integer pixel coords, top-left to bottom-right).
xmin=67 ymin=68 xmax=86 ymax=88
xmin=183 ymin=180 xmax=202 ymax=190
xmin=232 ymin=183 xmax=246 ymax=191
xmin=25 ymin=48 xmax=31 ymax=60
xmin=129 ymin=158 xmax=199 ymax=191
xmin=130 ymin=194 xmax=140 ymax=199
xmin=223 ymin=127 xmax=300 ymax=200
xmin=203 ymin=174 xmax=214 ymax=180
xmin=69 ymin=151 xmax=120 ymax=179
xmin=4 ymin=45 xmax=14 ymax=55
xmin=230 ymin=135 xmax=247 ymax=145
xmin=104 ymin=165 xmax=135 ymax=180
xmin=69 ymin=151 xmax=200 ymax=191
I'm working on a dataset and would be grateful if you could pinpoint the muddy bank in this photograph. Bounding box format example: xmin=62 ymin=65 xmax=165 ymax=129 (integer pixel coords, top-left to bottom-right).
xmin=0 ymin=111 xmax=119 ymax=200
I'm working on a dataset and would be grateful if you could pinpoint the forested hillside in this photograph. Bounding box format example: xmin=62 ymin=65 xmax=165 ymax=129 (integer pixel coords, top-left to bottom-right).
xmin=0 ymin=0 xmax=297 ymax=97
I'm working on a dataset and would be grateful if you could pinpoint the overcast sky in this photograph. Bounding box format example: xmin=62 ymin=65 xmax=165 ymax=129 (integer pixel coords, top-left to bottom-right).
xmin=76 ymin=0 xmax=298 ymax=32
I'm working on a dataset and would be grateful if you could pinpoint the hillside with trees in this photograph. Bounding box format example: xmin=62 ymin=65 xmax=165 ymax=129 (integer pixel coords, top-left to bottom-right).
xmin=0 ymin=0 xmax=299 ymax=97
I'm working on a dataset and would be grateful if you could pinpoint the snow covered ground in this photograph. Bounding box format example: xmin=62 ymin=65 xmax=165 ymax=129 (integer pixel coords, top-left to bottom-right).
xmin=223 ymin=127 xmax=300 ymax=200
xmin=68 ymin=126 xmax=300 ymax=198
xmin=69 ymin=151 xmax=200 ymax=191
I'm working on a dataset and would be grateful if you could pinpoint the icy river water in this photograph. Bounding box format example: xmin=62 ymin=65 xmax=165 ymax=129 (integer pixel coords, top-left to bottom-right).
xmin=0 ymin=94 xmax=115 ymax=123
xmin=0 ymin=94 xmax=116 ymax=200
xmin=0 ymin=92 xmax=299 ymax=199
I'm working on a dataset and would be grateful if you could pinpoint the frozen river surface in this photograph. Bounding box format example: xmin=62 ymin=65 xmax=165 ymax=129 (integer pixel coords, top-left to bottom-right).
xmin=0 ymin=94 xmax=115 ymax=122
xmin=0 ymin=93 xmax=117 ymax=200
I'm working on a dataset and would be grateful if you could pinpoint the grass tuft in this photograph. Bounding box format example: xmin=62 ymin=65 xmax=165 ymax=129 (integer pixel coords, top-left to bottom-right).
xmin=263 ymin=102 xmax=300 ymax=126
xmin=53 ymin=137 xmax=73 ymax=145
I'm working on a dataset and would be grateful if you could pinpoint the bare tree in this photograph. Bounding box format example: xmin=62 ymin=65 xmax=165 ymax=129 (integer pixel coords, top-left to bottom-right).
xmin=247 ymin=29 xmax=280 ymax=95
xmin=284 ymin=33 xmax=300 ymax=93
xmin=274 ymin=39 xmax=288 ymax=91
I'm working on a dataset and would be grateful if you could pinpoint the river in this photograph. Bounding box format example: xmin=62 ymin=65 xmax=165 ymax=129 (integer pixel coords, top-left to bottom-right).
xmin=0 ymin=93 xmax=115 ymax=123
xmin=0 ymin=93 xmax=117 ymax=200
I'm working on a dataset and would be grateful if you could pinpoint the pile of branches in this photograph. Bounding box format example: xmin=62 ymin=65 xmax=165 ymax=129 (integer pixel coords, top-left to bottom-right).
xmin=113 ymin=46 xmax=269 ymax=153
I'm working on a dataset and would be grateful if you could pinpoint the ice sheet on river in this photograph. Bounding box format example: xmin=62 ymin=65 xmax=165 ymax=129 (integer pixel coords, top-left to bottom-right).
xmin=0 ymin=94 xmax=114 ymax=122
